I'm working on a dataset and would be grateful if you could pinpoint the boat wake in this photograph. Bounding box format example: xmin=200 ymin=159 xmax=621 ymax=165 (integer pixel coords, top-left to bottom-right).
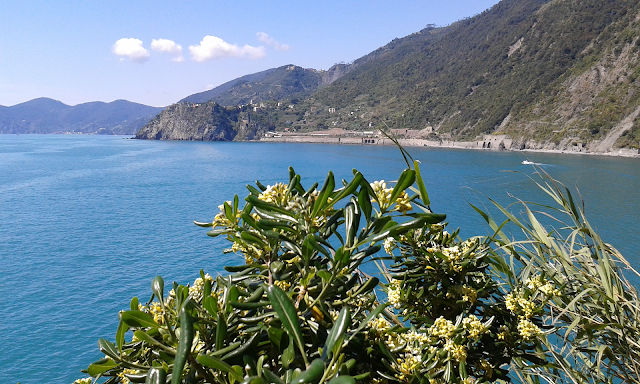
xmin=522 ymin=160 xmax=547 ymax=166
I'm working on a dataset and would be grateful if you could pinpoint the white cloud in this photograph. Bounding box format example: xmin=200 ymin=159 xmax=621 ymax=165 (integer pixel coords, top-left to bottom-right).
xmin=189 ymin=35 xmax=266 ymax=62
xmin=256 ymin=32 xmax=291 ymax=51
xmin=112 ymin=38 xmax=150 ymax=62
xmin=151 ymin=38 xmax=184 ymax=62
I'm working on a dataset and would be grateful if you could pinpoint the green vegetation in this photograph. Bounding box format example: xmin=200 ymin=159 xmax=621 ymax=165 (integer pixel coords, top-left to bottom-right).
xmin=147 ymin=0 xmax=640 ymax=149
xmin=74 ymin=157 xmax=640 ymax=384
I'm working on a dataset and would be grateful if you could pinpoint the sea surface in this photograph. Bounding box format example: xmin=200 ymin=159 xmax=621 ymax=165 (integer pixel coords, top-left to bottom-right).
xmin=1 ymin=135 xmax=638 ymax=384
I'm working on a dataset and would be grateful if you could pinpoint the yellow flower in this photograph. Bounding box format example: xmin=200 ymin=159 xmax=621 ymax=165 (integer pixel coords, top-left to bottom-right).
xmin=258 ymin=183 xmax=288 ymax=206
xmin=387 ymin=279 xmax=402 ymax=308
xmin=395 ymin=354 xmax=421 ymax=381
xmin=517 ymin=318 xmax=542 ymax=341
xmin=369 ymin=316 xmax=392 ymax=332
xmin=189 ymin=274 xmax=214 ymax=302
xmin=429 ymin=316 xmax=456 ymax=339
xmin=383 ymin=237 xmax=396 ymax=255
xmin=497 ymin=325 xmax=509 ymax=340
xmin=462 ymin=315 xmax=488 ymax=340
xmin=461 ymin=285 xmax=478 ymax=304
xmin=274 ymin=280 xmax=291 ymax=290
xmin=370 ymin=180 xmax=393 ymax=209
xmin=117 ymin=369 xmax=140 ymax=384
xmin=72 ymin=378 xmax=92 ymax=384
xmin=477 ymin=359 xmax=493 ymax=378
xmin=394 ymin=191 xmax=412 ymax=214
xmin=444 ymin=339 xmax=467 ymax=362
xmin=505 ymin=291 xmax=536 ymax=318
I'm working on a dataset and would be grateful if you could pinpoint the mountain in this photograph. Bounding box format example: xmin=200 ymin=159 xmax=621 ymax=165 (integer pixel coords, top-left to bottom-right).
xmin=180 ymin=65 xmax=331 ymax=106
xmin=141 ymin=0 xmax=640 ymax=152
xmin=0 ymin=98 xmax=164 ymax=135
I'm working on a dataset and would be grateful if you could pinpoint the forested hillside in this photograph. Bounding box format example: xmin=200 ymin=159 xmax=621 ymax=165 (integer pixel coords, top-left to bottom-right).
xmin=144 ymin=0 xmax=640 ymax=151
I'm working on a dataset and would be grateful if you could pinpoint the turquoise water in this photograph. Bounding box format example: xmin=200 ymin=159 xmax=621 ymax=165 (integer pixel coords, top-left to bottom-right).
xmin=1 ymin=135 xmax=638 ymax=383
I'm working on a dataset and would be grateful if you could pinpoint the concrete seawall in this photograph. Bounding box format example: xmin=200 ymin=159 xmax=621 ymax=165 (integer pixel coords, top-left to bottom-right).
xmin=260 ymin=136 xmax=487 ymax=149
xmin=259 ymin=135 xmax=639 ymax=158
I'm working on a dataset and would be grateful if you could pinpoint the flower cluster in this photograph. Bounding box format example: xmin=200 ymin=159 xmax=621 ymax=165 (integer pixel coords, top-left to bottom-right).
xmin=526 ymin=275 xmax=562 ymax=297
xmin=258 ymin=183 xmax=289 ymax=206
xmin=386 ymin=279 xmax=403 ymax=308
xmin=370 ymin=180 xmax=412 ymax=213
xmin=189 ymin=273 xmax=214 ymax=302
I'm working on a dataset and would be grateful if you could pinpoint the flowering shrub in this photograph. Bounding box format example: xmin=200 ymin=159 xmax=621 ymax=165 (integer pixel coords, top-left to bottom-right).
xmin=75 ymin=163 xmax=637 ymax=384
xmin=377 ymin=223 xmax=560 ymax=383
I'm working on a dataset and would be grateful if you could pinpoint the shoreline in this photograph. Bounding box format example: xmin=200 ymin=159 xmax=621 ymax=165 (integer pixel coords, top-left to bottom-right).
xmin=258 ymin=134 xmax=640 ymax=159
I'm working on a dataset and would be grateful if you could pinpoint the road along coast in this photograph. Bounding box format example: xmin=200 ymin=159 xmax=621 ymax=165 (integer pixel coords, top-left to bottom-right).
xmin=259 ymin=129 xmax=640 ymax=158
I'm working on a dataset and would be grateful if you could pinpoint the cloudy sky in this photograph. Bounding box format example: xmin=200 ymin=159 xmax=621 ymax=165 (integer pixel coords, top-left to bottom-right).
xmin=0 ymin=0 xmax=501 ymax=107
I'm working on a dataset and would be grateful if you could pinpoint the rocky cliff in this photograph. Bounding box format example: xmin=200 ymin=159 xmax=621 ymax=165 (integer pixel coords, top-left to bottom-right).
xmin=135 ymin=102 xmax=273 ymax=141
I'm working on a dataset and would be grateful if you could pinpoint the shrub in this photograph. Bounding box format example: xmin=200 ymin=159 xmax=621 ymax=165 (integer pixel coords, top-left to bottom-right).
xmin=75 ymin=164 xmax=639 ymax=384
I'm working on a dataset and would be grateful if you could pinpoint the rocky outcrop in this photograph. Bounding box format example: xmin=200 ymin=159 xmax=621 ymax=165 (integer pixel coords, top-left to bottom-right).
xmin=135 ymin=103 xmax=237 ymax=141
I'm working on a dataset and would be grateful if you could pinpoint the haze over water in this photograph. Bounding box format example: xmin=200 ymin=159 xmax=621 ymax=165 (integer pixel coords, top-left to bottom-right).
xmin=1 ymin=135 xmax=638 ymax=384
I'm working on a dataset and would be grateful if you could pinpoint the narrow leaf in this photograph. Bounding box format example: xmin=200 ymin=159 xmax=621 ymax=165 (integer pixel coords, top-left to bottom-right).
xmin=322 ymin=307 xmax=352 ymax=361
xmin=267 ymin=285 xmax=308 ymax=366
xmin=197 ymin=355 xmax=244 ymax=382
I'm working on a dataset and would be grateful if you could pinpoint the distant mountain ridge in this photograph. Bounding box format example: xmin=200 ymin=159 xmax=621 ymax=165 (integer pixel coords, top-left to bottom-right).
xmin=0 ymin=98 xmax=163 ymax=135
xmin=180 ymin=64 xmax=343 ymax=106
xmin=154 ymin=0 xmax=640 ymax=152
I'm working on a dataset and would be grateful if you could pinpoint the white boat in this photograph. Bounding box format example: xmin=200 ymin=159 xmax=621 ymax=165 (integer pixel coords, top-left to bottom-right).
xmin=522 ymin=160 xmax=535 ymax=165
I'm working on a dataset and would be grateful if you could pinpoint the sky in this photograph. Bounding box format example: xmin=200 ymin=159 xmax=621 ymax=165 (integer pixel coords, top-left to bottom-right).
xmin=0 ymin=0 xmax=502 ymax=107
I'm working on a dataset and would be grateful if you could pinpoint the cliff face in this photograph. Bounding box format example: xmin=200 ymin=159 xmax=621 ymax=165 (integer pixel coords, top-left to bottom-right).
xmin=135 ymin=102 xmax=275 ymax=141
xmin=136 ymin=103 xmax=237 ymax=141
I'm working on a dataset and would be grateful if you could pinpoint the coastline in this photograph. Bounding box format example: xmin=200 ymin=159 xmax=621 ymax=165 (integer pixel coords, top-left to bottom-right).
xmin=259 ymin=131 xmax=640 ymax=159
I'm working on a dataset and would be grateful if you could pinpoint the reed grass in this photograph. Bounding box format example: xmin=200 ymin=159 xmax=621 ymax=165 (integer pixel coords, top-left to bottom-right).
xmin=473 ymin=167 xmax=640 ymax=384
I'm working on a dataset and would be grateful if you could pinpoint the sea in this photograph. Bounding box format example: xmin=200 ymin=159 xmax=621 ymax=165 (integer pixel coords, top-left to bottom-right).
xmin=1 ymin=134 xmax=638 ymax=384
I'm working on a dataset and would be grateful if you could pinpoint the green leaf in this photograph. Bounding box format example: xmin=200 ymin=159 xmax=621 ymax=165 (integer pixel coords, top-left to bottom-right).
xmin=262 ymin=368 xmax=286 ymax=384
xmin=87 ymin=357 xmax=118 ymax=377
xmin=133 ymin=330 xmax=176 ymax=354
xmin=207 ymin=228 xmax=233 ymax=237
xmin=357 ymin=186 xmax=372 ymax=222
xmin=331 ymin=172 xmax=363 ymax=203
xmin=267 ymin=284 xmax=309 ymax=366
xmin=145 ymin=367 xmax=167 ymax=384
xmin=194 ymin=220 xmax=213 ymax=227
xmin=281 ymin=340 xmax=295 ymax=369
xmin=312 ymin=171 xmax=335 ymax=217
xmin=216 ymin=312 xmax=227 ymax=350
xmin=389 ymin=169 xmax=415 ymax=204
xmin=240 ymin=230 xmax=268 ymax=248
xmin=197 ymin=355 xmax=244 ymax=382
xmin=413 ymin=160 xmax=430 ymax=206
xmin=151 ymin=276 xmax=165 ymax=303
xmin=351 ymin=277 xmax=379 ymax=296
xmin=121 ymin=310 xmax=159 ymax=329
xmin=98 ymin=338 xmax=120 ymax=360
xmin=130 ymin=297 xmax=139 ymax=311
xmin=116 ymin=312 xmax=126 ymax=352
xmin=173 ymin=306 xmax=195 ymax=384
xmin=327 ymin=376 xmax=356 ymax=384
xmin=204 ymin=295 xmax=218 ymax=316
xmin=221 ymin=331 xmax=259 ymax=361
xmin=322 ymin=307 xmax=351 ymax=361
xmin=224 ymin=201 xmax=234 ymax=222
xmin=291 ymin=358 xmax=324 ymax=384
xmin=344 ymin=202 xmax=360 ymax=248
